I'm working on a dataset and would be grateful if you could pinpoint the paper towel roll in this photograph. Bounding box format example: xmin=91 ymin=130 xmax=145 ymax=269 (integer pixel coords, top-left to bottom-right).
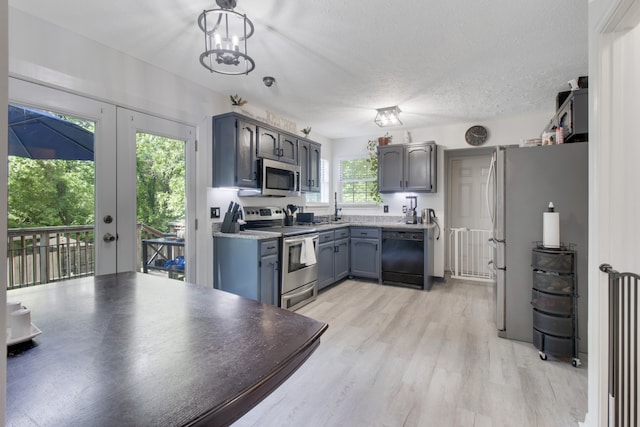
xmin=543 ymin=212 xmax=560 ymax=248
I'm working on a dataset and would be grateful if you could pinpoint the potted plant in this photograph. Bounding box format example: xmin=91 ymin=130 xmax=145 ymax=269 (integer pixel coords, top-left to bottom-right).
xmin=229 ymin=94 xmax=247 ymax=107
xmin=365 ymin=139 xmax=384 ymax=204
xmin=378 ymin=132 xmax=392 ymax=146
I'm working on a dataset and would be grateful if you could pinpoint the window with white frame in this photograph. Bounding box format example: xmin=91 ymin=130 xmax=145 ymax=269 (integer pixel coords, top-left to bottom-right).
xmin=339 ymin=157 xmax=378 ymax=203
xmin=305 ymin=158 xmax=329 ymax=203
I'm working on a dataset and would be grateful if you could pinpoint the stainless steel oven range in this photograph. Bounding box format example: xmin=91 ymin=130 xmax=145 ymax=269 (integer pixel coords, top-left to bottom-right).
xmin=244 ymin=207 xmax=319 ymax=311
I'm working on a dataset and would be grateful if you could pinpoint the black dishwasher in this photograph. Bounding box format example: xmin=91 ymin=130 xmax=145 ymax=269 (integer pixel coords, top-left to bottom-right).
xmin=381 ymin=230 xmax=424 ymax=288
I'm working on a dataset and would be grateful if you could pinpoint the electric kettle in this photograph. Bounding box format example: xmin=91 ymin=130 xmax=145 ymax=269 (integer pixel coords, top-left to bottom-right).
xmin=421 ymin=208 xmax=436 ymax=224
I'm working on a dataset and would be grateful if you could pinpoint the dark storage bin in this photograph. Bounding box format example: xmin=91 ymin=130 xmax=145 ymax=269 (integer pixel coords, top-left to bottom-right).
xmin=532 ymin=270 xmax=573 ymax=294
xmin=531 ymin=289 xmax=573 ymax=315
xmin=533 ymin=328 xmax=574 ymax=357
xmin=533 ymin=309 xmax=573 ymax=337
xmin=532 ymin=250 xmax=574 ymax=273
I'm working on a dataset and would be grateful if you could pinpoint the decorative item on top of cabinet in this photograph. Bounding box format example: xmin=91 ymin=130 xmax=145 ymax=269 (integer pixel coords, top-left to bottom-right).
xmin=378 ymin=132 xmax=392 ymax=146
xmin=301 ymin=126 xmax=311 ymax=137
xmin=378 ymin=141 xmax=437 ymax=193
xmin=230 ymin=94 xmax=248 ymax=106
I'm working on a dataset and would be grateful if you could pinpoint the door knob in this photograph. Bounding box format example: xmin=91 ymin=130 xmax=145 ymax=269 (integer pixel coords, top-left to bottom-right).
xmin=103 ymin=215 xmax=113 ymax=224
xmin=103 ymin=233 xmax=117 ymax=242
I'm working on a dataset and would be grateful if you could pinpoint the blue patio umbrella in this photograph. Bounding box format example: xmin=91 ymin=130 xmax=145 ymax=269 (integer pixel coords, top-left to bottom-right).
xmin=8 ymin=104 xmax=94 ymax=160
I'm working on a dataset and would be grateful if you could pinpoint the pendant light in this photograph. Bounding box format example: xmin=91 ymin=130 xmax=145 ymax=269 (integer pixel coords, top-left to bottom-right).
xmin=198 ymin=0 xmax=255 ymax=75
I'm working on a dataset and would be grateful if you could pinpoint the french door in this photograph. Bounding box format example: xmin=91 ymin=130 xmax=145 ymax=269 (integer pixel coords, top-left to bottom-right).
xmin=9 ymin=78 xmax=118 ymax=276
xmin=116 ymin=108 xmax=195 ymax=280
xmin=8 ymin=79 xmax=196 ymax=279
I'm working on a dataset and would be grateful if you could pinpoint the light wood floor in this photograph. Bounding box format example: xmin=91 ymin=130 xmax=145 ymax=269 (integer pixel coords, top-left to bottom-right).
xmin=233 ymin=277 xmax=588 ymax=427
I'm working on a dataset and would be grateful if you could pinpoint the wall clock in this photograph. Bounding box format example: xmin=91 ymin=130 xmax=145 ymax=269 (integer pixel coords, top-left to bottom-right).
xmin=465 ymin=125 xmax=488 ymax=146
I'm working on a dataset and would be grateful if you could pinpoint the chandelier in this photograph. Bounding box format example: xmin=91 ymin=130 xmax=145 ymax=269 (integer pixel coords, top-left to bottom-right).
xmin=374 ymin=106 xmax=403 ymax=127
xmin=198 ymin=0 xmax=255 ymax=75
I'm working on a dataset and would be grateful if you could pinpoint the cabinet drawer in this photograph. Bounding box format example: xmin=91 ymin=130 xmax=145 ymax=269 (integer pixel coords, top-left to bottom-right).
xmin=334 ymin=228 xmax=349 ymax=240
xmin=532 ymin=270 xmax=573 ymax=294
xmin=532 ymin=309 xmax=573 ymax=337
xmin=350 ymin=227 xmax=380 ymax=238
xmin=319 ymin=231 xmax=334 ymax=244
xmin=532 ymin=250 xmax=574 ymax=273
xmin=260 ymin=240 xmax=279 ymax=256
xmin=533 ymin=328 xmax=574 ymax=357
xmin=531 ymin=289 xmax=573 ymax=315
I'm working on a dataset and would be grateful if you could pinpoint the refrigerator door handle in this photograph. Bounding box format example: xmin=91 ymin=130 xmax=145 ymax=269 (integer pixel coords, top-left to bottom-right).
xmin=486 ymin=153 xmax=496 ymax=225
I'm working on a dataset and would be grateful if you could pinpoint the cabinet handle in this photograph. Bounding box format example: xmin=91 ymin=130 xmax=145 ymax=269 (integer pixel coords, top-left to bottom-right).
xmin=267 ymin=246 xmax=276 ymax=250
xmin=406 ymin=180 xmax=408 ymax=188
xmin=334 ymin=246 xmax=339 ymax=253
xmin=400 ymin=180 xmax=402 ymax=187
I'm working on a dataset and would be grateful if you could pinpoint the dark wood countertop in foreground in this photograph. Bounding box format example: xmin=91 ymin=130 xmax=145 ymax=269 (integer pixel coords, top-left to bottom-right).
xmin=6 ymin=272 xmax=328 ymax=427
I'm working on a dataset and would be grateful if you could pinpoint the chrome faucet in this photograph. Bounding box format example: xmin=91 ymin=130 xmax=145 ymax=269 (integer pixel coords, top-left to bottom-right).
xmin=333 ymin=192 xmax=342 ymax=221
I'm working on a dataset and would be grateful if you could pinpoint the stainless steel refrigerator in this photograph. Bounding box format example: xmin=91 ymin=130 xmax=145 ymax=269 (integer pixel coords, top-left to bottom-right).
xmin=486 ymin=143 xmax=588 ymax=352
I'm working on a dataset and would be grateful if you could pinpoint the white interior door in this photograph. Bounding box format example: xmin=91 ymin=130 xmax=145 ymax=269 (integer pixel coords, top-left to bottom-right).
xmin=115 ymin=108 xmax=196 ymax=281
xmin=8 ymin=78 xmax=118 ymax=276
xmin=447 ymin=153 xmax=492 ymax=275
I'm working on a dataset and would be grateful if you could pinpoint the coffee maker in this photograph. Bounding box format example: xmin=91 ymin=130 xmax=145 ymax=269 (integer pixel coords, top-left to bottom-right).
xmin=405 ymin=196 xmax=417 ymax=224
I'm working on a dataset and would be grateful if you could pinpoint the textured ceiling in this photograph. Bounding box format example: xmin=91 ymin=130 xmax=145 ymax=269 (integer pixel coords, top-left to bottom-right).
xmin=9 ymin=0 xmax=588 ymax=139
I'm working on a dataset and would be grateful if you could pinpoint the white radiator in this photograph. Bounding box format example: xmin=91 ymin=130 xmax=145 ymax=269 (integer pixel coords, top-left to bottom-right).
xmin=448 ymin=228 xmax=495 ymax=282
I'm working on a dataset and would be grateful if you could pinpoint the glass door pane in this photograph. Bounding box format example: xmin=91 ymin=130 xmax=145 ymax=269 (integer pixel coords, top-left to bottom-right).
xmin=136 ymin=133 xmax=186 ymax=280
xmin=115 ymin=108 xmax=195 ymax=281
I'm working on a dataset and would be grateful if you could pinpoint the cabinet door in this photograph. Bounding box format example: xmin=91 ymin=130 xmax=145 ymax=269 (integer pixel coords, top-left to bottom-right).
xmin=334 ymin=238 xmax=350 ymax=280
xmin=378 ymin=145 xmax=404 ymax=192
xmin=308 ymin=142 xmax=321 ymax=193
xmin=299 ymin=141 xmax=310 ymax=192
xmin=350 ymin=238 xmax=379 ymax=279
xmin=405 ymin=143 xmax=431 ymax=191
xmin=279 ymin=134 xmax=298 ymax=165
xmin=257 ymin=127 xmax=280 ymax=160
xmin=259 ymin=252 xmax=279 ymax=306
xmin=236 ymin=120 xmax=258 ymax=188
xmin=317 ymin=241 xmax=335 ymax=290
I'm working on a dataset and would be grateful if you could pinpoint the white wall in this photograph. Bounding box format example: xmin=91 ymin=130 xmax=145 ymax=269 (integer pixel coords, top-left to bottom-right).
xmin=330 ymin=111 xmax=553 ymax=277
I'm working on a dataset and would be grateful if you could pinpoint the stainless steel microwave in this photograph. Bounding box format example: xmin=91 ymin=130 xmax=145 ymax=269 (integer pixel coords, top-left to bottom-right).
xmin=254 ymin=158 xmax=301 ymax=197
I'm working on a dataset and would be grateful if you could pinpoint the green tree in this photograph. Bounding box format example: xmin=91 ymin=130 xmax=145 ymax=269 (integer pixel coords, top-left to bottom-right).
xmin=136 ymin=133 xmax=185 ymax=232
xmin=8 ymin=157 xmax=94 ymax=228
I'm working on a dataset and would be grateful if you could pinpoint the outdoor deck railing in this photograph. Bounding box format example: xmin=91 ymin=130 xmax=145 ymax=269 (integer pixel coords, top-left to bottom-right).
xmin=7 ymin=223 xmax=165 ymax=289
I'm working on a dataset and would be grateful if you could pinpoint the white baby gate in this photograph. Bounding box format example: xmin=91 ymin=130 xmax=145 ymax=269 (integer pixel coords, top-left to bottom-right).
xmin=448 ymin=228 xmax=495 ymax=282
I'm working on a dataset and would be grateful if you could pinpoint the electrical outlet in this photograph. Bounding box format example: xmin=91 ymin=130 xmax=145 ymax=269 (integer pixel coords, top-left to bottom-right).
xmin=211 ymin=207 xmax=220 ymax=218
xmin=402 ymin=205 xmax=407 ymax=213
xmin=383 ymin=205 xmax=389 ymax=213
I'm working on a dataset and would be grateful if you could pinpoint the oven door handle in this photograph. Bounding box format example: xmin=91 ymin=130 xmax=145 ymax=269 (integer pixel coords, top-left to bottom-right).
xmin=282 ymin=281 xmax=317 ymax=300
xmin=284 ymin=234 xmax=319 ymax=245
